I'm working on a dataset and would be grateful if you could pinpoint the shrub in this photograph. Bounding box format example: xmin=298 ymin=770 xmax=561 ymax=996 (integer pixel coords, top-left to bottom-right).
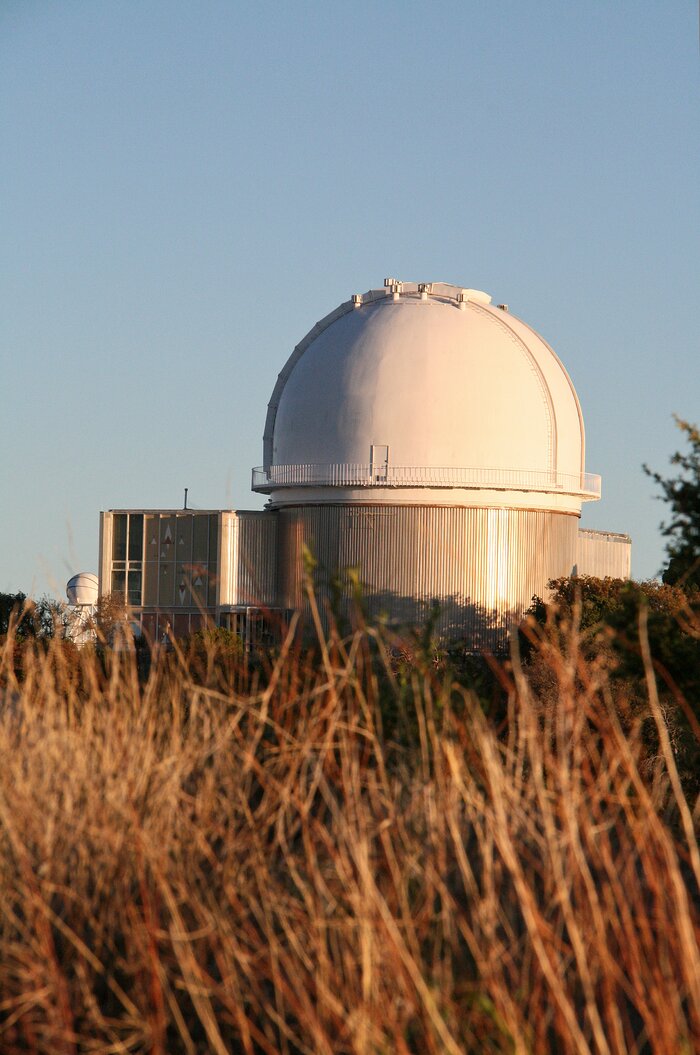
xmin=523 ymin=576 xmax=700 ymax=798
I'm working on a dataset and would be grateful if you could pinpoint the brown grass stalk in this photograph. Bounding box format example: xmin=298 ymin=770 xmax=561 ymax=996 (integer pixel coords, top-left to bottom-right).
xmin=0 ymin=612 xmax=697 ymax=1053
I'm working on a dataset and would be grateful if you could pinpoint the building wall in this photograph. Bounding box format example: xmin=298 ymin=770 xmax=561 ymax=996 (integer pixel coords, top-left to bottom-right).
xmin=99 ymin=510 xmax=221 ymax=639
xmin=98 ymin=508 xmax=631 ymax=648
xmin=575 ymin=529 xmax=632 ymax=580
xmin=219 ymin=510 xmax=278 ymax=608
xmin=276 ymin=504 xmax=580 ymax=648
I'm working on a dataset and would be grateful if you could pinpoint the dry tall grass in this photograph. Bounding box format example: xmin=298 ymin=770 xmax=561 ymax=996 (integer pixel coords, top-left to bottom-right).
xmin=0 ymin=606 xmax=698 ymax=1054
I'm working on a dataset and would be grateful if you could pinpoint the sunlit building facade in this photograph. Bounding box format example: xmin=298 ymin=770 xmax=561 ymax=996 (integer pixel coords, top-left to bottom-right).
xmin=98 ymin=280 xmax=631 ymax=648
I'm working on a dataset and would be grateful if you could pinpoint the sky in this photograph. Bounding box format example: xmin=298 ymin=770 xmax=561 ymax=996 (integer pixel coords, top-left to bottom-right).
xmin=1 ymin=0 xmax=698 ymax=597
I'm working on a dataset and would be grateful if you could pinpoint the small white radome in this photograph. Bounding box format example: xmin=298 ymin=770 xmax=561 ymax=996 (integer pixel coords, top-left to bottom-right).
xmin=66 ymin=572 xmax=99 ymax=606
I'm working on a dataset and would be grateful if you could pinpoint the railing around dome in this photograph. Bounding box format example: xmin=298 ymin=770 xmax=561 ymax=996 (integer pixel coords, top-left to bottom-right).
xmin=251 ymin=464 xmax=602 ymax=499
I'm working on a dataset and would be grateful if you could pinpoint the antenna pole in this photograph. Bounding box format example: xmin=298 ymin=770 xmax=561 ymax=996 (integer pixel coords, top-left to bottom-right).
xmin=184 ymin=487 xmax=188 ymax=510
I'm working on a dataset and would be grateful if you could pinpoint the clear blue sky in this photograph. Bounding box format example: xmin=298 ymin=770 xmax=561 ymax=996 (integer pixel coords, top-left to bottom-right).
xmin=1 ymin=0 xmax=698 ymax=597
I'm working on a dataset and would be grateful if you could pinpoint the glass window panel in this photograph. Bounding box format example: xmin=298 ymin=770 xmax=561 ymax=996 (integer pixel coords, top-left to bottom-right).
xmin=209 ymin=516 xmax=219 ymax=566
xmin=112 ymin=514 xmax=127 ymax=561
xmin=174 ymin=614 xmax=190 ymax=639
xmin=192 ymin=514 xmax=209 ymax=561
xmin=156 ymin=614 xmax=174 ymax=641
xmin=141 ymin=613 xmax=157 ymax=642
xmin=207 ymin=567 xmax=218 ymax=607
xmin=143 ymin=563 xmax=158 ymax=606
xmin=128 ymin=514 xmax=143 ymax=561
xmin=176 ymin=516 xmax=193 ymax=560
xmin=127 ymin=570 xmax=142 ymax=606
xmin=159 ymin=516 xmax=176 ymax=561
xmin=112 ymin=561 xmax=126 ymax=571
xmin=111 ymin=570 xmax=126 ymax=600
xmin=145 ymin=515 xmax=159 ymax=559
xmin=175 ymin=563 xmax=193 ymax=607
xmin=158 ymin=563 xmax=174 ymax=606
xmin=188 ymin=563 xmax=207 ymax=607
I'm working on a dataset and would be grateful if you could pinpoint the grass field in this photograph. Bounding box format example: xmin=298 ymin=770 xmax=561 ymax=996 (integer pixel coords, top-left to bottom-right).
xmin=0 ymin=602 xmax=698 ymax=1054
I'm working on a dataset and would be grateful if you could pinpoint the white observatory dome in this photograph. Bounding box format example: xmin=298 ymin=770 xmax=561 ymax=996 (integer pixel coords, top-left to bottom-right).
xmin=66 ymin=572 xmax=99 ymax=607
xmin=253 ymin=281 xmax=599 ymax=514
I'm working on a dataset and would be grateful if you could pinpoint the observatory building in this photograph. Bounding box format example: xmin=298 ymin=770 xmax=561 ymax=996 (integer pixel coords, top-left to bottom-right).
xmin=97 ymin=280 xmax=631 ymax=648
xmin=64 ymin=571 xmax=99 ymax=645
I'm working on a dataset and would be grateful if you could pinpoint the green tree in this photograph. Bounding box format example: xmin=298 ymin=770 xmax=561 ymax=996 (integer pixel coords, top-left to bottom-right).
xmin=523 ymin=575 xmax=700 ymax=797
xmin=88 ymin=593 xmax=129 ymax=646
xmin=645 ymin=417 xmax=700 ymax=588
xmin=526 ymin=576 xmax=699 ymax=687
xmin=34 ymin=596 xmax=66 ymax=637
xmin=0 ymin=591 xmax=29 ymax=637
xmin=0 ymin=591 xmax=63 ymax=639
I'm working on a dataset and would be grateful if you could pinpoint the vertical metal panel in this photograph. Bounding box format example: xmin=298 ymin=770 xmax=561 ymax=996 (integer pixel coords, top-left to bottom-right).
xmin=277 ymin=504 xmax=579 ymax=648
xmin=575 ymin=530 xmax=632 ymax=580
xmin=224 ymin=512 xmax=278 ymax=607
xmin=98 ymin=512 xmax=112 ymax=598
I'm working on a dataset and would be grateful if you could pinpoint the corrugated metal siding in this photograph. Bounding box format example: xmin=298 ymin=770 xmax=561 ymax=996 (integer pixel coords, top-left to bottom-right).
xmin=230 ymin=512 xmax=278 ymax=607
xmin=277 ymin=505 xmax=578 ymax=648
xmin=575 ymin=530 xmax=632 ymax=580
